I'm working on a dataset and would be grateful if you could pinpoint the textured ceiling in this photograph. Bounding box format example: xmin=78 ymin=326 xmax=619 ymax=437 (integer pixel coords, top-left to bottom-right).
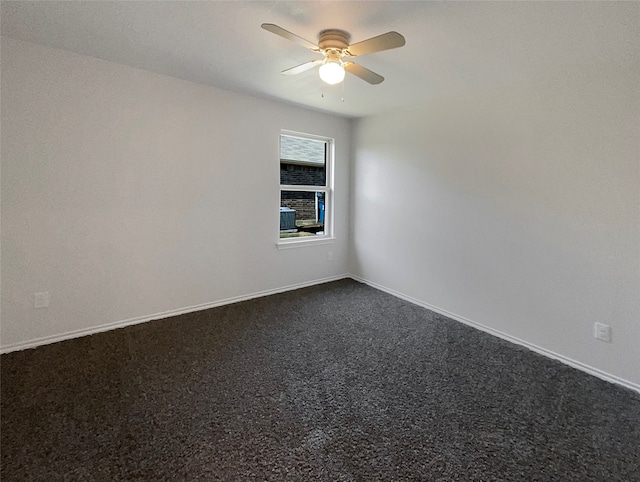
xmin=1 ymin=1 xmax=636 ymax=118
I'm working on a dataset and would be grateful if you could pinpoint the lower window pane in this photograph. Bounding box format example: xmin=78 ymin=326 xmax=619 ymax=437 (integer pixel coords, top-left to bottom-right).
xmin=280 ymin=191 xmax=326 ymax=239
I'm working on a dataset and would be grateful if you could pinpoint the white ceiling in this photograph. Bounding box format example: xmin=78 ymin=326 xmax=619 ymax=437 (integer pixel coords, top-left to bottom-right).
xmin=1 ymin=1 xmax=636 ymax=118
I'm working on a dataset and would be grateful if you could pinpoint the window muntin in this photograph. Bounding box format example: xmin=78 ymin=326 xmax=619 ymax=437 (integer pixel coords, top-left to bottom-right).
xmin=279 ymin=131 xmax=333 ymax=242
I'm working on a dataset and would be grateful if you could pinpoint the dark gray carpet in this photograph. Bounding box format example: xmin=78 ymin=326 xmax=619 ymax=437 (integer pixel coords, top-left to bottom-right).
xmin=2 ymin=279 xmax=639 ymax=481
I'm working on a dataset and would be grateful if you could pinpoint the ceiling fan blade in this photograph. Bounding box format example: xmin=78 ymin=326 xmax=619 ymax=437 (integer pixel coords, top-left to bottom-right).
xmin=344 ymin=62 xmax=384 ymax=85
xmin=346 ymin=31 xmax=405 ymax=57
xmin=261 ymin=23 xmax=319 ymax=51
xmin=281 ymin=60 xmax=323 ymax=76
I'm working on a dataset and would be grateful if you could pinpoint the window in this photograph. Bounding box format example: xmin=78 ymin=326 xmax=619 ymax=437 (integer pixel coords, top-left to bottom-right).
xmin=279 ymin=131 xmax=333 ymax=245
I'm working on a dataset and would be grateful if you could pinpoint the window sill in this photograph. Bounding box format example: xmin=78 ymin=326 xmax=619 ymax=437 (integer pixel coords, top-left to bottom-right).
xmin=276 ymin=237 xmax=336 ymax=250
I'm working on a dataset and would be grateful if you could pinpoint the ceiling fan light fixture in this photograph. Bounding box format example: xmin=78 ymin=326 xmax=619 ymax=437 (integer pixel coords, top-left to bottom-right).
xmin=319 ymin=60 xmax=345 ymax=85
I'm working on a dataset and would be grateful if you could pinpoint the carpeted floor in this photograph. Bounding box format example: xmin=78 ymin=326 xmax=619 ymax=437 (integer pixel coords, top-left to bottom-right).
xmin=2 ymin=279 xmax=639 ymax=481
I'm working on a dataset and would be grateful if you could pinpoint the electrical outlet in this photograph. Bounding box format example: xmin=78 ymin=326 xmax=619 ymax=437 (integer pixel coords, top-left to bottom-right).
xmin=594 ymin=323 xmax=611 ymax=343
xmin=327 ymin=251 xmax=333 ymax=262
xmin=34 ymin=291 xmax=50 ymax=309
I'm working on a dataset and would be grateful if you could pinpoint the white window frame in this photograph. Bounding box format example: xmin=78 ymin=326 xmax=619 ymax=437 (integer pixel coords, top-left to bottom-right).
xmin=277 ymin=129 xmax=335 ymax=249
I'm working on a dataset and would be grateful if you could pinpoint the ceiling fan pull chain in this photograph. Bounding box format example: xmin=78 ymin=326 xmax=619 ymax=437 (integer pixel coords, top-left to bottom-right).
xmin=341 ymin=80 xmax=345 ymax=102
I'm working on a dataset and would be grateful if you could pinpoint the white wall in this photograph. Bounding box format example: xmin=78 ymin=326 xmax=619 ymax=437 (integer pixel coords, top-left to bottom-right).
xmin=351 ymin=50 xmax=640 ymax=386
xmin=1 ymin=37 xmax=351 ymax=350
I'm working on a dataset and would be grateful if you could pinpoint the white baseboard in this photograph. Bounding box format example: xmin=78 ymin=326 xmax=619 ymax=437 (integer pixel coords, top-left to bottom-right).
xmin=350 ymin=274 xmax=640 ymax=395
xmin=4 ymin=272 xmax=638 ymax=395
xmin=0 ymin=274 xmax=350 ymax=354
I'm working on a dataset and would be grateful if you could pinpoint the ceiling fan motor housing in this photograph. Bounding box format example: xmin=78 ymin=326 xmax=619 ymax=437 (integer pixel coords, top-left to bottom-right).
xmin=318 ymin=29 xmax=351 ymax=52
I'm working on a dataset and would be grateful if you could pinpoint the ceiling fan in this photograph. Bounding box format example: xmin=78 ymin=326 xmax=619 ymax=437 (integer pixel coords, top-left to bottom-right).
xmin=261 ymin=23 xmax=405 ymax=85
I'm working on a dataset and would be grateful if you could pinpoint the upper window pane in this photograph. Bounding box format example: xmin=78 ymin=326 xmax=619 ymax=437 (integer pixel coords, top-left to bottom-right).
xmin=280 ymin=134 xmax=326 ymax=186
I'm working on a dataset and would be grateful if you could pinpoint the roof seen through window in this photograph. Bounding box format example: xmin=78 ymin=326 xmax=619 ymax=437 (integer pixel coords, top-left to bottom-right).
xmin=280 ymin=135 xmax=325 ymax=166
